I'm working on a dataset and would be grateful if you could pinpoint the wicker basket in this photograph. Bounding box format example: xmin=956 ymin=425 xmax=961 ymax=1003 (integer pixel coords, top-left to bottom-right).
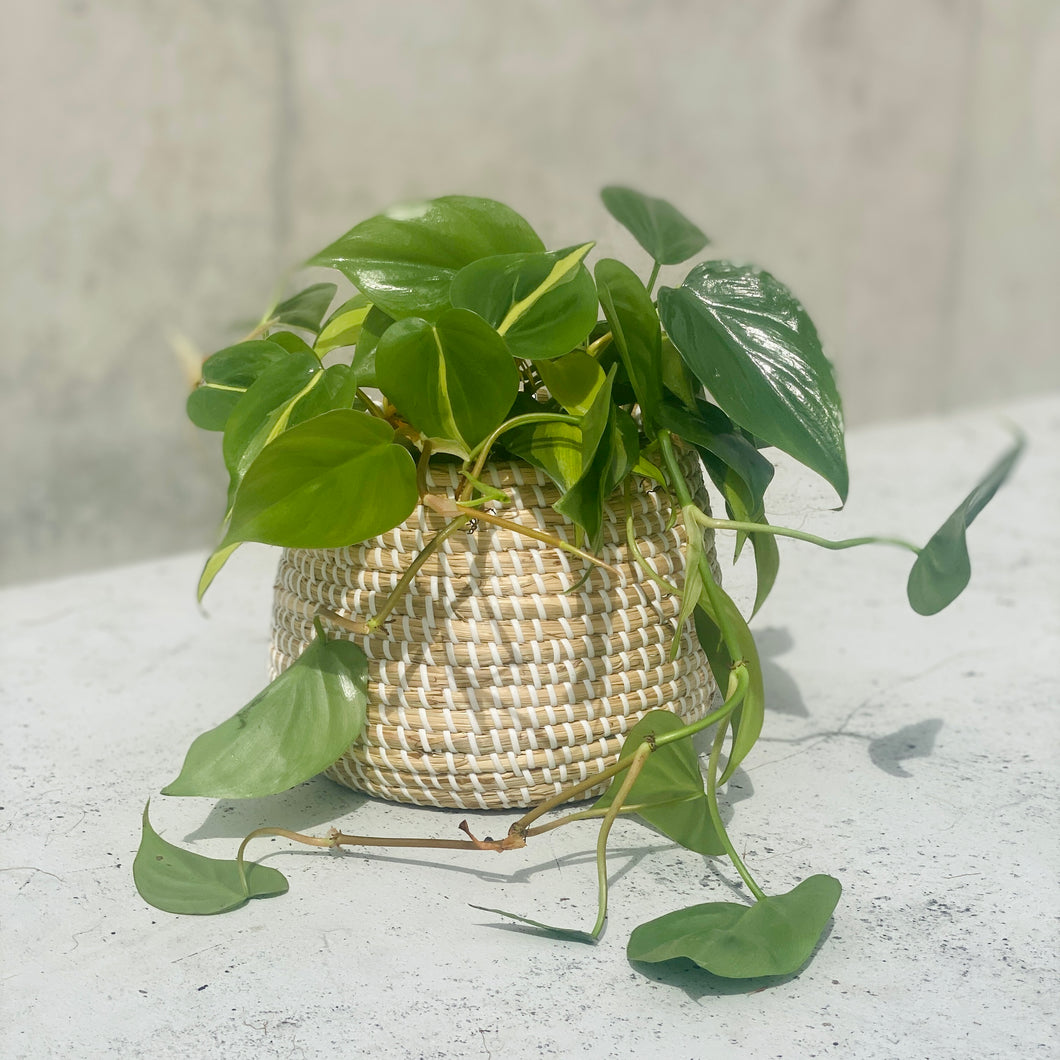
xmin=268 ymin=457 xmax=721 ymax=809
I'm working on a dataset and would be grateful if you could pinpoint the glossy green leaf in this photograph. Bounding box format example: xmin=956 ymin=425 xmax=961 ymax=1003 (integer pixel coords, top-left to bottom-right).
xmin=592 ymin=711 xmax=723 ymax=855
xmin=315 ymin=294 xmax=372 ymax=357
xmin=659 ymin=262 xmax=848 ymax=503
xmin=450 ymin=243 xmax=599 ymax=361
xmin=163 ymin=624 xmax=368 ymax=798
xmin=907 ymin=434 xmax=1024 ymax=615
xmin=601 ymin=186 xmax=709 ymax=265
xmin=469 ymin=905 xmax=597 ymax=944
xmin=309 ymin=196 xmax=543 ymax=321
xmin=627 ymin=874 xmax=842 ymax=978
xmin=351 ymin=305 xmax=394 ymax=387
xmin=692 ymin=570 xmax=765 ymax=783
xmin=535 ymin=351 xmax=605 ymax=416
xmin=266 ymin=331 xmax=317 ymax=357
xmin=134 ymin=803 xmax=288 ymax=915
xmin=222 ymin=353 xmax=321 ymax=502
xmin=221 ymin=409 xmax=418 ymax=549
xmin=594 ymin=258 xmax=663 ymax=425
xmin=374 ymin=308 xmax=519 ymax=452
xmin=503 ymin=419 xmax=583 ymax=493
xmin=268 ymin=282 xmax=337 ymax=334
xmin=186 ymin=340 xmax=291 ymax=432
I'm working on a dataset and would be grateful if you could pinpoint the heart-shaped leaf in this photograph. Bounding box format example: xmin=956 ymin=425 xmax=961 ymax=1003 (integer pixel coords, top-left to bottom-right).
xmin=374 ymin=308 xmax=519 ymax=452
xmin=659 ymin=262 xmax=848 ymax=503
xmin=450 ymin=243 xmax=598 ymax=361
xmin=593 ymin=710 xmax=723 ymax=856
xmin=186 ymin=339 xmax=292 ymax=432
xmin=601 ymin=186 xmax=709 ymax=265
xmin=627 ymin=874 xmax=841 ymax=978
xmin=268 ymin=283 xmax=337 ymax=334
xmin=134 ymin=803 xmax=288 ymax=915
xmin=907 ymin=433 xmax=1024 ymax=615
xmin=163 ymin=623 xmax=368 ymax=798
xmin=309 ymin=196 xmax=543 ymax=321
xmin=595 ymin=258 xmax=663 ymax=426
xmin=314 ymin=294 xmax=372 ymax=356
xmin=221 ymin=409 xmax=418 ymax=549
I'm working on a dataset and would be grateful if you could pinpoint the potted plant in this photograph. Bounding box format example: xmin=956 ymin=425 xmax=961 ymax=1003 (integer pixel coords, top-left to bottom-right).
xmin=134 ymin=187 xmax=1021 ymax=980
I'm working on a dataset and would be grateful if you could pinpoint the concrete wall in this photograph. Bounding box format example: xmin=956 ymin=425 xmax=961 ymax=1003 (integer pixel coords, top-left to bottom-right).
xmin=3 ymin=0 xmax=1057 ymax=586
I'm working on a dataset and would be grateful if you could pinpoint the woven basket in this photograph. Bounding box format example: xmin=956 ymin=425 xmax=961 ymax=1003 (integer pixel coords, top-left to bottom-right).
xmin=268 ymin=456 xmax=721 ymax=810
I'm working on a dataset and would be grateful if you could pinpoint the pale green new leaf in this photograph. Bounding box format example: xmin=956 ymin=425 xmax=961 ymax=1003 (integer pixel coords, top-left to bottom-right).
xmin=162 ymin=625 xmax=368 ymax=798
xmin=315 ymin=294 xmax=372 ymax=356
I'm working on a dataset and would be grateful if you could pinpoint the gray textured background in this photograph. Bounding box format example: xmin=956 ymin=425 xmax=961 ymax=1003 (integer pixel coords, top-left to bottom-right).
xmin=3 ymin=0 xmax=1057 ymax=586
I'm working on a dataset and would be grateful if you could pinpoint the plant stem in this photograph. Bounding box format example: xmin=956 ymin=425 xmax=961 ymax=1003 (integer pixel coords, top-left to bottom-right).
xmin=586 ymin=331 xmax=613 ymax=358
xmin=685 ymin=509 xmax=921 ymax=555
xmin=705 ymin=720 xmax=767 ymax=902
xmin=356 ymin=388 xmax=387 ymax=419
xmin=509 ymin=755 xmax=635 ymax=837
xmin=365 ymin=516 xmax=469 ymax=632
xmin=646 ymin=261 xmax=661 ymax=296
xmin=592 ymin=742 xmax=651 ymax=937
xmin=652 ymin=664 xmax=748 ymax=748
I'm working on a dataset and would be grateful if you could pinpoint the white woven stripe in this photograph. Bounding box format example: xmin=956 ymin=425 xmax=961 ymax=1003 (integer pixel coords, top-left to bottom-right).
xmin=269 ymin=455 xmax=722 ymax=809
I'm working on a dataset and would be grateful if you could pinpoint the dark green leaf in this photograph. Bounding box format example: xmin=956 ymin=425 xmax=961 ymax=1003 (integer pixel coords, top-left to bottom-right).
xmin=309 ymin=196 xmax=543 ymax=321
xmin=266 ymin=331 xmax=316 ymax=357
xmin=594 ymin=258 xmax=663 ymax=425
xmin=450 ymin=243 xmax=599 ymax=361
xmin=601 ymin=186 xmax=709 ymax=265
xmin=163 ymin=626 xmax=368 ymax=798
xmin=907 ymin=434 xmax=1024 ymax=615
xmin=593 ymin=710 xmax=723 ymax=855
xmin=693 ymin=573 xmax=765 ymax=782
xmin=627 ymin=874 xmax=842 ymax=978
xmin=134 ymin=803 xmax=288 ymax=915
xmin=351 ymin=305 xmax=394 ymax=387
xmin=186 ymin=339 xmax=291 ymax=432
xmin=469 ymin=905 xmax=597 ymax=944
xmin=221 ymin=409 xmax=418 ymax=549
xmin=315 ymin=294 xmax=372 ymax=356
xmin=659 ymin=262 xmax=848 ymax=503
xmin=374 ymin=308 xmax=519 ymax=452
xmin=269 ymin=282 xmax=337 ymax=333
xmin=661 ymin=336 xmax=699 ymax=410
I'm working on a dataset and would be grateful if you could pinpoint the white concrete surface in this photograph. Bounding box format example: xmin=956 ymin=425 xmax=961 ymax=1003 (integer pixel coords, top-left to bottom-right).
xmin=2 ymin=396 xmax=1058 ymax=1059
xmin=3 ymin=1 xmax=1059 ymax=586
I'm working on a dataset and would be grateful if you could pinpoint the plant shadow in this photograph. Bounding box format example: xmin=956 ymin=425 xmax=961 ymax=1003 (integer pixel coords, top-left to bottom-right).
xmin=867 ymin=718 xmax=944 ymax=778
xmin=755 ymin=626 xmax=808 ymax=717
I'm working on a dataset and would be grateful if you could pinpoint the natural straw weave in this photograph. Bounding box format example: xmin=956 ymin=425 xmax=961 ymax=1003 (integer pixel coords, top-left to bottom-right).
xmin=268 ymin=456 xmax=722 ymax=809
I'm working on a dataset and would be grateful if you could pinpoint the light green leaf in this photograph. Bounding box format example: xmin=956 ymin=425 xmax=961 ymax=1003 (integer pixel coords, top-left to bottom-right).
xmin=163 ymin=624 xmax=368 ymax=798
xmin=309 ymin=196 xmax=543 ymax=321
xmin=469 ymin=905 xmax=597 ymax=944
xmin=627 ymin=874 xmax=842 ymax=978
xmin=594 ymin=258 xmax=663 ymax=425
xmin=186 ymin=339 xmax=292 ymax=432
xmin=450 ymin=243 xmax=599 ymax=361
xmin=315 ymin=294 xmax=372 ymax=356
xmin=535 ymin=351 xmax=605 ymax=416
xmin=907 ymin=433 xmax=1024 ymax=615
xmin=374 ymin=308 xmax=519 ymax=452
xmin=659 ymin=262 xmax=848 ymax=503
xmin=503 ymin=419 xmax=584 ymax=493
xmin=266 ymin=331 xmax=317 ymax=357
xmin=601 ymin=186 xmax=709 ymax=265
xmin=268 ymin=282 xmax=337 ymax=334
xmin=351 ymin=305 xmax=394 ymax=387
xmin=134 ymin=803 xmax=288 ymax=915
xmin=592 ymin=711 xmax=723 ymax=855
xmin=197 ymin=541 xmax=241 ymax=602
xmin=221 ymin=409 xmax=418 ymax=549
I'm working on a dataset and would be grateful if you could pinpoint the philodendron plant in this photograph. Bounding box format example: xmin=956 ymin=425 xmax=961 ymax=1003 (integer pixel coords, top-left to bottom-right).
xmin=135 ymin=188 xmax=1022 ymax=982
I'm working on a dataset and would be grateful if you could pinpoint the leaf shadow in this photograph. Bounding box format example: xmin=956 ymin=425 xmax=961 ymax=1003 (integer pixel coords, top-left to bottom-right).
xmin=183 ymin=776 xmax=366 ymax=842
xmin=867 ymin=718 xmax=944 ymax=778
xmin=628 ymin=918 xmax=836 ymax=998
xmin=755 ymin=626 xmax=808 ymax=717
